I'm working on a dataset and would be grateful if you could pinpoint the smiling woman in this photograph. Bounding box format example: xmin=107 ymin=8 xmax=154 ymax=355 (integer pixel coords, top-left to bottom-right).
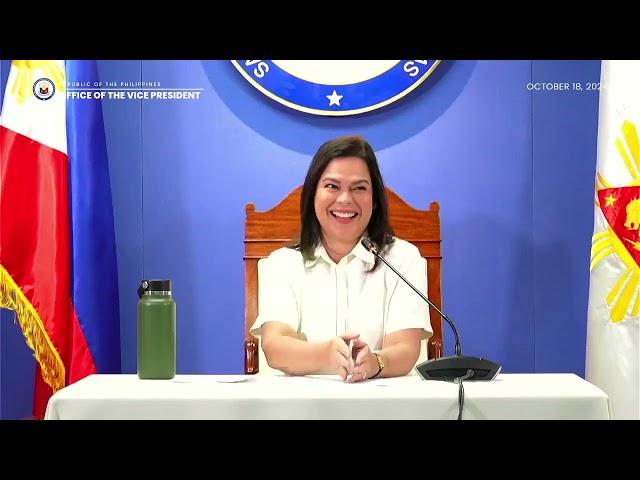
xmin=249 ymin=135 xmax=433 ymax=383
xmin=313 ymin=156 xmax=373 ymax=263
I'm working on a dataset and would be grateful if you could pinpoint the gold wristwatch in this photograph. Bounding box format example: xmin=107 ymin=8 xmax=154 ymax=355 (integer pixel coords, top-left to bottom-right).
xmin=371 ymin=352 xmax=385 ymax=378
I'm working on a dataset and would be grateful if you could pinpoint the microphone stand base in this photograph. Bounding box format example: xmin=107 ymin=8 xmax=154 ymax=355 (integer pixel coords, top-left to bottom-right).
xmin=415 ymin=355 xmax=501 ymax=381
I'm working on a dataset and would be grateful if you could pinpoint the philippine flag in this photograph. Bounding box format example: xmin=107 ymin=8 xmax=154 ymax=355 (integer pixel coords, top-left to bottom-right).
xmin=0 ymin=60 xmax=121 ymax=418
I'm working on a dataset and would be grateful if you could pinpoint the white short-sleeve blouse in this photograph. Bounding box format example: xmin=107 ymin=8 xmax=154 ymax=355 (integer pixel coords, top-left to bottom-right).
xmin=250 ymin=237 xmax=432 ymax=351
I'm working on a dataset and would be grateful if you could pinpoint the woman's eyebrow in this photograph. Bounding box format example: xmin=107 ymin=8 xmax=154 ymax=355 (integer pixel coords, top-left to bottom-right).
xmin=320 ymin=176 xmax=341 ymax=183
xmin=320 ymin=177 xmax=370 ymax=185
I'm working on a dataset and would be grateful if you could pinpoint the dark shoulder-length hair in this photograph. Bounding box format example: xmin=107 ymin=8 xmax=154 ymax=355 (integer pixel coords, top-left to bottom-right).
xmin=291 ymin=135 xmax=394 ymax=267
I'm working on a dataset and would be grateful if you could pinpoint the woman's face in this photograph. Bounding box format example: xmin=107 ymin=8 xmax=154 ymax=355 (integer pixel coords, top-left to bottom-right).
xmin=314 ymin=156 xmax=373 ymax=247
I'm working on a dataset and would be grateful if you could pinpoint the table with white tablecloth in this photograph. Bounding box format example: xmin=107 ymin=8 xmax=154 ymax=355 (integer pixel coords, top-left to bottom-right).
xmin=44 ymin=373 xmax=611 ymax=420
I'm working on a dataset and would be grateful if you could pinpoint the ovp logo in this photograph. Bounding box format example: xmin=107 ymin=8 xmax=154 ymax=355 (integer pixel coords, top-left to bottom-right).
xmin=33 ymin=77 xmax=55 ymax=101
xmin=231 ymin=60 xmax=440 ymax=116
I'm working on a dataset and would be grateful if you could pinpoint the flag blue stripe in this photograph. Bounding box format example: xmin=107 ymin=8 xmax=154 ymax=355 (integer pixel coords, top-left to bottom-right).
xmin=66 ymin=60 xmax=121 ymax=373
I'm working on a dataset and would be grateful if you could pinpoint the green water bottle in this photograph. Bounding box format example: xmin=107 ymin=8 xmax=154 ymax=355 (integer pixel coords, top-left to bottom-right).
xmin=137 ymin=279 xmax=176 ymax=379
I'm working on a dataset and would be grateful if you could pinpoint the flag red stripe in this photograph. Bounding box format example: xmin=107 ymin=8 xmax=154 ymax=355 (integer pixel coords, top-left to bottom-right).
xmin=34 ymin=299 xmax=97 ymax=417
xmin=0 ymin=125 xmax=97 ymax=417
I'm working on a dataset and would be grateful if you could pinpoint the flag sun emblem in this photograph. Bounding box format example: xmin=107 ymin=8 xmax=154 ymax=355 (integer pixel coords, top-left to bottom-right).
xmin=8 ymin=60 xmax=65 ymax=104
xmin=591 ymin=120 xmax=640 ymax=323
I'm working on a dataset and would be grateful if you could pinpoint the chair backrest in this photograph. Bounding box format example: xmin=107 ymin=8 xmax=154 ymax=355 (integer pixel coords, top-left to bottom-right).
xmin=244 ymin=186 xmax=443 ymax=374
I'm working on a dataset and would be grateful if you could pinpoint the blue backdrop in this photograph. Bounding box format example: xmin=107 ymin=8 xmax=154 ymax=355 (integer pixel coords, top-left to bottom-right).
xmin=0 ymin=60 xmax=601 ymax=418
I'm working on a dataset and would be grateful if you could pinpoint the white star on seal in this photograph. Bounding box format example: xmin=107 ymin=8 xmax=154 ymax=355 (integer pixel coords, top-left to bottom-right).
xmin=326 ymin=90 xmax=343 ymax=106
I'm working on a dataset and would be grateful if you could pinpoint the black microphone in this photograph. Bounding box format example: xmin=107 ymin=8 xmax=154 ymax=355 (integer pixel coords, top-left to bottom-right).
xmin=361 ymin=237 xmax=501 ymax=381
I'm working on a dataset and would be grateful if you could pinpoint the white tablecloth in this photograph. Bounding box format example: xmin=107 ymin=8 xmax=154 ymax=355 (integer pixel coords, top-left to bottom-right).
xmin=44 ymin=373 xmax=611 ymax=420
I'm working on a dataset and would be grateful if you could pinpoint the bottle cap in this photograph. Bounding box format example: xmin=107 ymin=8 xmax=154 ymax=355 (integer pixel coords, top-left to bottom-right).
xmin=137 ymin=279 xmax=171 ymax=298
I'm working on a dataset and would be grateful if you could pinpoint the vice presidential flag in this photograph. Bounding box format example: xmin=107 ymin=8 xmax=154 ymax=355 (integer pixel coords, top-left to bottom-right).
xmin=586 ymin=60 xmax=640 ymax=420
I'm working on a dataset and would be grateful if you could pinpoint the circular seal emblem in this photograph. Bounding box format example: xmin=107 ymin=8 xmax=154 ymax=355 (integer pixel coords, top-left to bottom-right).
xmin=32 ymin=77 xmax=55 ymax=101
xmin=231 ymin=60 xmax=440 ymax=116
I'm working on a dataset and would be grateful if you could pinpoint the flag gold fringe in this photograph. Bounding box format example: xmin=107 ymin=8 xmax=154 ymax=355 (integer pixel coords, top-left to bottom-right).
xmin=0 ymin=264 xmax=65 ymax=392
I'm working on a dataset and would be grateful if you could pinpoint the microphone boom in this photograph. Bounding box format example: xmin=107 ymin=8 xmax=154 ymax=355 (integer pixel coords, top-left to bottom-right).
xmin=361 ymin=237 xmax=501 ymax=382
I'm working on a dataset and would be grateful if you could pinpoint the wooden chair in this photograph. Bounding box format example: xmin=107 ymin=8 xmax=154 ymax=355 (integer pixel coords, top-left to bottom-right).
xmin=244 ymin=186 xmax=443 ymax=374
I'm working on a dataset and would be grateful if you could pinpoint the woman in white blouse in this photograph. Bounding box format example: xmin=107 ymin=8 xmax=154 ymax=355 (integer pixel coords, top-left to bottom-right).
xmin=250 ymin=135 xmax=432 ymax=382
